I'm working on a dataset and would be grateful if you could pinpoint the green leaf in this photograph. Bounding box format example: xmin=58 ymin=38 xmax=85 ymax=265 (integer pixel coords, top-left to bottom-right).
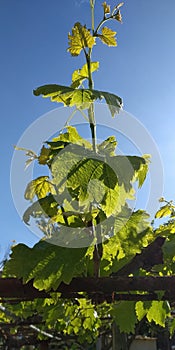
xmin=109 ymin=155 xmax=147 ymax=191
xmin=98 ymin=90 xmax=123 ymax=117
xmin=155 ymin=204 xmax=172 ymax=219
xmin=67 ymin=22 xmax=96 ymax=56
xmin=51 ymin=147 xmax=147 ymax=217
xmin=65 ymin=155 xmax=134 ymax=216
xmin=146 ymin=301 xmax=170 ymax=327
xmin=71 ymin=62 xmax=99 ymax=88
xmin=170 ymin=318 xmax=175 ymax=336
xmin=101 ymin=184 xmax=131 ymax=217
xmin=102 ymin=209 xmax=153 ymax=274
xmin=51 ymin=144 xmax=84 ymax=194
xmin=135 ymin=301 xmax=150 ymax=321
xmin=33 ymin=84 xmax=123 ymax=117
xmin=24 ymin=176 xmax=56 ymax=201
xmin=111 ymin=301 xmax=137 ymax=333
xmin=38 ymin=127 xmax=92 ymax=168
xmin=34 ymin=84 xmax=93 ymax=109
xmin=98 ymin=27 xmax=117 ymax=46
xmin=3 ymin=241 xmax=88 ymax=291
xmin=134 ymin=154 xmax=150 ymax=188
xmin=50 ymin=126 xmax=92 ymax=149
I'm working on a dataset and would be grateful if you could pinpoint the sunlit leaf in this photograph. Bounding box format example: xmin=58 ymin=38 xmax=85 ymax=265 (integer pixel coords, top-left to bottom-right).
xmin=109 ymin=155 xmax=147 ymax=191
xmin=24 ymin=176 xmax=56 ymax=201
xmin=34 ymin=84 xmax=123 ymax=116
xmin=71 ymin=62 xmax=99 ymax=88
xmin=51 ymin=126 xmax=91 ymax=148
xmin=102 ymin=209 xmax=153 ymax=274
xmin=135 ymin=301 xmax=150 ymax=321
xmin=146 ymin=301 xmax=170 ymax=327
xmin=134 ymin=154 xmax=150 ymax=188
xmin=98 ymin=27 xmax=117 ymax=46
xmin=155 ymin=204 xmax=172 ymax=219
xmin=3 ymin=241 xmax=88 ymax=291
xmin=67 ymin=22 xmax=96 ymax=56
xmin=97 ymin=90 xmax=122 ymax=116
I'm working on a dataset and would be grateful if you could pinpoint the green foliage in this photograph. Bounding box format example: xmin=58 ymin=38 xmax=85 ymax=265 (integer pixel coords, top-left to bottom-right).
xmin=33 ymin=84 xmax=123 ymax=117
xmin=146 ymin=301 xmax=170 ymax=327
xmin=155 ymin=199 xmax=175 ymax=219
xmin=22 ymin=125 xmax=148 ymax=232
xmin=101 ymin=209 xmax=153 ymax=274
xmin=136 ymin=301 xmax=171 ymax=328
xmin=71 ymin=62 xmax=99 ymax=88
xmin=3 ymin=241 xmax=88 ymax=291
xmin=24 ymin=176 xmax=56 ymax=201
xmin=4 ymin=0 xmax=175 ymax=345
xmin=155 ymin=205 xmax=172 ymax=219
xmin=111 ymin=301 xmax=137 ymax=333
xmin=68 ymin=22 xmax=96 ymax=56
xmin=97 ymin=26 xmax=117 ymax=46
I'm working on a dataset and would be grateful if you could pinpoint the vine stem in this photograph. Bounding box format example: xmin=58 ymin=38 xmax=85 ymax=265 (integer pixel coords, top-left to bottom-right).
xmin=90 ymin=0 xmax=95 ymax=34
xmin=88 ymin=0 xmax=103 ymax=278
xmin=86 ymin=1 xmax=97 ymax=153
xmin=84 ymin=49 xmax=97 ymax=152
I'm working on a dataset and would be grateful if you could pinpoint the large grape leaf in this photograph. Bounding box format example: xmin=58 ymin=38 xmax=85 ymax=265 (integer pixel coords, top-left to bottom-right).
xmin=66 ymin=156 xmax=127 ymax=216
xmin=96 ymin=90 xmax=123 ymax=117
xmin=108 ymin=155 xmax=147 ymax=191
xmin=3 ymin=241 xmax=88 ymax=291
xmin=51 ymin=147 xmax=147 ymax=217
xmin=101 ymin=209 xmax=153 ymax=275
xmin=33 ymin=84 xmax=123 ymax=117
xmin=67 ymin=22 xmax=96 ymax=56
xmin=135 ymin=301 xmax=171 ymax=328
xmin=110 ymin=301 xmax=137 ymax=333
xmin=146 ymin=301 xmax=170 ymax=327
xmin=51 ymin=144 xmax=84 ymax=194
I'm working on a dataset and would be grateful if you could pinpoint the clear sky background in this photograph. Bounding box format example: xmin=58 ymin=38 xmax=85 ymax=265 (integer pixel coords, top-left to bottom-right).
xmin=0 ymin=0 xmax=175 ymax=260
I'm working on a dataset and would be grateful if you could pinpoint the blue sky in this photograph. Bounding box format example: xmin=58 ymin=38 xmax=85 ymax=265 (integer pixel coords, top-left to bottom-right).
xmin=1 ymin=0 xmax=175 ymax=260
